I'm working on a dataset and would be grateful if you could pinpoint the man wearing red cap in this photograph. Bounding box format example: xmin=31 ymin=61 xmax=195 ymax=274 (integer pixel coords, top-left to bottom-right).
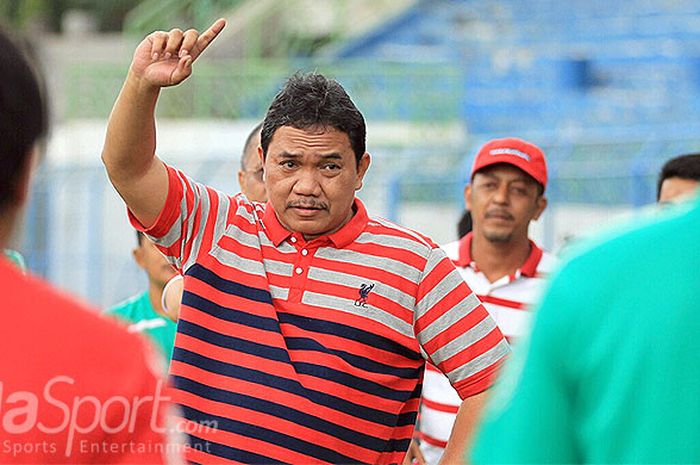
xmin=410 ymin=138 xmax=558 ymax=465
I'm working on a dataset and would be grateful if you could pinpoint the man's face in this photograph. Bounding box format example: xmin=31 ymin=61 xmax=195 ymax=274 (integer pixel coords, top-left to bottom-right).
xmin=658 ymin=177 xmax=699 ymax=204
xmin=134 ymin=239 xmax=177 ymax=288
xmin=238 ymin=130 xmax=267 ymax=203
xmin=466 ymin=164 xmax=547 ymax=244
xmin=262 ymin=125 xmax=369 ymax=240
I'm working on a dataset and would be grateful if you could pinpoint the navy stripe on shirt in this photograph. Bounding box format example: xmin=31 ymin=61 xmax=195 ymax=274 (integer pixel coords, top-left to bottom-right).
xmin=173 ymin=375 xmax=392 ymax=452
xmin=182 ymin=404 xmax=364 ymax=464
xmin=172 ymin=347 xmax=406 ymax=427
xmin=186 ymin=263 xmax=273 ymax=304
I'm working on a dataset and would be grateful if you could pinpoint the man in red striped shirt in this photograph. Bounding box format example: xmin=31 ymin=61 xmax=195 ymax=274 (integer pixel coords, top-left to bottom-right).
xmin=413 ymin=138 xmax=557 ymax=465
xmin=102 ymin=20 xmax=508 ymax=464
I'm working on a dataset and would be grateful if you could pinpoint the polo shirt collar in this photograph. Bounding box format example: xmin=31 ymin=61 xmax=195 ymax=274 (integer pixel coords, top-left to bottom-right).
xmin=262 ymin=198 xmax=368 ymax=248
xmin=455 ymin=232 xmax=544 ymax=277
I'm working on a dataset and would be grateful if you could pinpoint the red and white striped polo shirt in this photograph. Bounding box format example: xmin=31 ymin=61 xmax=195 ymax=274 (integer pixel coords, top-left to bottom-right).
xmin=130 ymin=166 xmax=509 ymax=465
xmin=418 ymin=232 xmax=557 ymax=464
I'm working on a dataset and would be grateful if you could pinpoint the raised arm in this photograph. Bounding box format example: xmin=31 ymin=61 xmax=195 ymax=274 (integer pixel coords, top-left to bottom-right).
xmin=101 ymin=19 xmax=226 ymax=228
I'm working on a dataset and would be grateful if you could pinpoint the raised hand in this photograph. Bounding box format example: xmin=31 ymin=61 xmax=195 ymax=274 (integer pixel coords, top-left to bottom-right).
xmin=130 ymin=18 xmax=226 ymax=88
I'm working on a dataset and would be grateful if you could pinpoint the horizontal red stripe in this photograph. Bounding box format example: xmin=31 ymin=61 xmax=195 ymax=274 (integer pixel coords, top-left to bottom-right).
xmin=179 ymin=305 xmax=283 ymax=350
xmin=171 ymin=338 xmax=413 ymax=437
xmin=478 ymin=294 xmax=527 ymax=310
xmin=344 ymin=241 xmax=426 ymax=271
xmin=287 ymin=349 xmax=416 ymax=391
xmin=421 ymin=397 xmax=459 ymax=414
xmin=312 ymin=255 xmax=419 ymax=297
xmin=305 ymin=277 xmax=412 ymax=323
xmin=438 ymin=325 xmax=505 ymax=374
xmin=174 ymin=386 xmax=397 ymax=463
xmin=278 ymin=300 xmax=420 ymax=357
xmin=179 ymin=402 xmax=346 ymax=464
xmin=417 ymin=431 xmax=447 ymax=449
xmin=415 ymin=282 xmax=473 ymax=334
xmin=416 ymin=255 xmax=456 ymax=303
xmin=185 ymin=279 xmax=276 ymax=319
xmin=185 ymin=442 xmax=242 ymax=464
xmin=419 ymin=302 xmax=492 ymax=359
xmin=452 ymin=357 xmax=504 ymax=399
xmin=278 ymin=319 xmax=420 ymax=370
xmin=426 ymin=362 xmax=440 ymax=373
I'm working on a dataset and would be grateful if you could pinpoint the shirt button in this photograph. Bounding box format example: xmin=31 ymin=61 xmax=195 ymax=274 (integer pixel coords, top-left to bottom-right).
xmin=301 ymin=249 xmax=308 ymax=256
xmin=295 ymin=267 xmax=303 ymax=275
xmin=290 ymin=237 xmax=297 ymax=243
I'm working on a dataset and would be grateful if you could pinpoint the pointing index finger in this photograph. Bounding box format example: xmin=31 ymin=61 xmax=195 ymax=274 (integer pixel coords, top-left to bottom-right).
xmin=191 ymin=18 xmax=226 ymax=61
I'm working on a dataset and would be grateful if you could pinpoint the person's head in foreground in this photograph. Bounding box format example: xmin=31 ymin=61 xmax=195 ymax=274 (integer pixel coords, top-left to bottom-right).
xmin=0 ymin=26 xmax=169 ymax=464
xmin=657 ymin=153 xmax=700 ymax=204
xmin=0 ymin=28 xmax=47 ymax=248
xmin=471 ymin=191 xmax=700 ymax=465
xmin=237 ymin=121 xmax=267 ymax=202
xmin=260 ymin=72 xmax=371 ymax=240
xmin=466 ymin=137 xmax=548 ymax=245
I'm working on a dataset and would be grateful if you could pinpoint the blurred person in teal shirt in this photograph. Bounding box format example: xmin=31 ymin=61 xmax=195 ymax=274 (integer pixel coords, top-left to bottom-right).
xmin=472 ymin=196 xmax=700 ymax=463
xmin=107 ymin=231 xmax=177 ymax=366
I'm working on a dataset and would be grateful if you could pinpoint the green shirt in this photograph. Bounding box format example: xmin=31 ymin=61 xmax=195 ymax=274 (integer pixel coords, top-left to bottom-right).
xmin=473 ymin=197 xmax=700 ymax=464
xmin=107 ymin=291 xmax=177 ymax=366
xmin=3 ymin=249 xmax=26 ymax=271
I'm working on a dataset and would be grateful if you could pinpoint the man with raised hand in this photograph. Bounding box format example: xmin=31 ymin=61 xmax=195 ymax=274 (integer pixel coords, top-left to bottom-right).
xmin=413 ymin=138 xmax=557 ymax=465
xmin=102 ymin=19 xmax=508 ymax=464
xmin=0 ymin=25 xmax=169 ymax=464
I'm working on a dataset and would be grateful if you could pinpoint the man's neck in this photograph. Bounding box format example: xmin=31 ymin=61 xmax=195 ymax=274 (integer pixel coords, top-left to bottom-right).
xmin=470 ymin=232 xmax=532 ymax=284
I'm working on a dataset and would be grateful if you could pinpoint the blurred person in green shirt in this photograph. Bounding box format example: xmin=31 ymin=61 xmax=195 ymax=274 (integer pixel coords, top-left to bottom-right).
xmin=472 ymin=196 xmax=700 ymax=464
xmin=107 ymin=231 xmax=177 ymax=366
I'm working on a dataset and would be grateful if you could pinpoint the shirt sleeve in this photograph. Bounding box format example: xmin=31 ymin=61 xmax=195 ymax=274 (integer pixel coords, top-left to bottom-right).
xmin=471 ymin=259 xmax=579 ymax=464
xmin=414 ymin=247 xmax=509 ymax=399
xmin=128 ymin=164 xmax=235 ymax=273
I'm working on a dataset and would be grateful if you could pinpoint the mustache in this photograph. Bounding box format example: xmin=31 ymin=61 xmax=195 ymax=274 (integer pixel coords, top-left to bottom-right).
xmin=485 ymin=209 xmax=514 ymax=220
xmin=287 ymin=200 xmax=328 ymax=210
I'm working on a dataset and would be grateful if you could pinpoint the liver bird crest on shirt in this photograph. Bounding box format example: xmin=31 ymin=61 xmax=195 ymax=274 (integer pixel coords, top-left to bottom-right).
xmin=354 ymin=283 xmax=375 ymax=308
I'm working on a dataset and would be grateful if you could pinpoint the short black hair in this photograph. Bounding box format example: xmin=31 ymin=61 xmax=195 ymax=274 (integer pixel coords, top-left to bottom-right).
xmin=240 ymin=121 xmax=263 ymax=170
xmin=0 ymin=27 xmax=48 ymax=213
xmin=657 ymin=153 xmax=700 ymax=200
xmin=260 ymin=72 xmax=366 ymax=165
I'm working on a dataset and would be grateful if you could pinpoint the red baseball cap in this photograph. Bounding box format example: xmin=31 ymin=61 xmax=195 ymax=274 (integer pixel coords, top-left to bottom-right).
xmin=471 ymin=137 xmax=548 ymax=190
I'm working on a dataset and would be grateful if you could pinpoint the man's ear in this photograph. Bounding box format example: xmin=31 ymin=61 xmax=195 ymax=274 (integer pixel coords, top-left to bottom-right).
xmin=132 ymin=247 xmax=145 ymax=270
xmin=464 ymin=184 xmax=473 ymax=212
xmin=532 ymin=195 xmax=548 ymax=220
xmin=354 ymin=152 xmax=371 ymax=191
